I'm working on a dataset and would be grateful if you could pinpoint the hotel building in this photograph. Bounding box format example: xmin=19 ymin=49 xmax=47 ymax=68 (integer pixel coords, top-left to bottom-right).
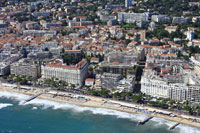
xmin=41 ymin=60 xmax=88 ymax=85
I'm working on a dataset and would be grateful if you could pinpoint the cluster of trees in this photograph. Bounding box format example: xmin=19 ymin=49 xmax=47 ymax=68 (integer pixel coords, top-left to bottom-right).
xmin=61 ymin=20 xmax=67 ymax=26
xmin=178 ymin=22 xmax=200 ymax=31
xmin=88 ymin=89 xmax=111 ymax=98
xmin=121 ymin=23 xmax=136 ymax=29
xmin=147 ymin=101 xmax=168 ymax=109
xmin=184 ymin=105 xmax=193 ymax=115
xmin=88 ymin=14 xmax=98 ymax=22
xmin=195 ymin=28 xmax=200 ymax=39
xmin=141 ymin=0 xmax=200 ymax=16
xmin=15 ymin=76 xmax=28 ymax=85
xmin=15 ymin=12 xmax=29 ymax=23
xmin=88 ymin=89 xmax=145 ymax=103
xmin=186 ymin=46 xmax=200 ymax=56
xmin=176 ymin=50 xmax=190 ymax=61
xmin=62 ymin=54 xmax=82 ymax=65
xmin=176 ymin=23 xmax=200 ymax=39
xmin=114 ymin=92 xmax=144 ymax=103
xmin=60 ymin=30 xmax=72 ymax=36
xmin=3 ymin=74 xmax=30 ymax=85
xmin=146 ymin=25 xmax=186 ymax=40
xmin=181 ymin=101 xmax=200 ymax=115
xmin=44 ymin=78 xmax=67 ymax=89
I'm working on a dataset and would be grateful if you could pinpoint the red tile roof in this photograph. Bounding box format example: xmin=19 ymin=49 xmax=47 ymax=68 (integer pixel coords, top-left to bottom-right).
xmin=160 ymin=53 xmax=176 ymax=57
xmin=91 ymin=57 xmax=99 ymax=61
xmin=86 ymin=78 xmax=95 ymax=82
xmin=46 ymin=64 xmax=78 ymax=69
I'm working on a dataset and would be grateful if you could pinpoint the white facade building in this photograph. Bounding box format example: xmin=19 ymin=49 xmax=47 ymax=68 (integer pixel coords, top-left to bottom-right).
xmin=118 ymin=12 xmax=149 ymax=23
xmin=186 ymin=30 xmax=195 ymax=41
xmin=141 ymin=70 xmax=200 ymax=102
xmin=41 ymin=60 xmax=88 ymax=85
xmin=85 ymin=78 xmax=95 ymax=87
xmin=141 ymin=76 xmax=170 ymax=99
xmin=151 ymin=15 xmax=170 ymax=23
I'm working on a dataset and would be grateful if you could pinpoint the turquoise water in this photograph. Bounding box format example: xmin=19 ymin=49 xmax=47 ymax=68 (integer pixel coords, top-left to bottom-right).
xmin=0 ymin=91 xmax=199 ymax=133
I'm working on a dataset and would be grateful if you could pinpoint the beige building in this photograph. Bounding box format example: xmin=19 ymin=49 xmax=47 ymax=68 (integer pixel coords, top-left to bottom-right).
xmin=140 ymin=30 xmax=146 ymax=42
xmin=10 ymin=59 xmax=41 ymax=78
xmin=165 ymin=26 xmax=178 ymax=33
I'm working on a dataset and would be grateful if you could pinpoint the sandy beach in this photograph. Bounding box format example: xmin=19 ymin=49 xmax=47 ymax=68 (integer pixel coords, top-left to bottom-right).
xmin=0 ymin=86 xmax=200 ymax=129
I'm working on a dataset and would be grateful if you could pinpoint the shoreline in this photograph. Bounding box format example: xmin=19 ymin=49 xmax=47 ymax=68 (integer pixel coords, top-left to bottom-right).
xmin=0 ymin=86 xmax=200 ymax=129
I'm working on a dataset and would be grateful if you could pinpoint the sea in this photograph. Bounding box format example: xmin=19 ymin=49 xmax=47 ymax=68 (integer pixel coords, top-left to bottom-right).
xmin=0 ymin=91 xmax=200 ymax=133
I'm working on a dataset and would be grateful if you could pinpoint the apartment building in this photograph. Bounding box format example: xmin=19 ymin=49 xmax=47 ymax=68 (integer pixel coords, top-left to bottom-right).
xmin=68 ymin=21 xmax=93 ymax=27
xmin=151 ymin=15 xmax=170 ymax=23
xmin=10 ymin=59 xmax=41 ymax=78
xmin=100 ymin=15 xmax=117 ymax=21
xmin=187 ymin=86 xmax=200 ymax=102
xmin=0 ymin=62 xmax=10 ymax=76
xmin=141 ymin=52 xmax=200 ymax=102
xmin=118 ymin=12 xmax=149 ymax=23
xmin=105 ymin=5 xmax=125 ymax=10
xmin=96 ymin=50 xmax=142 ymax=75
xmin=100 ymin=72 xmax=135 ymax=92
xmin=141 ymin=71 xmax=200 ymax=102
xmin=172 ymin=17 xmax=190 ymax=24
xmin=141 ymin=74 xmax=172 ymax=99
xmin=23 ymin=30 xmax=56 ymax=37
xmin=0 ymin=54 xmax=23 ymax=76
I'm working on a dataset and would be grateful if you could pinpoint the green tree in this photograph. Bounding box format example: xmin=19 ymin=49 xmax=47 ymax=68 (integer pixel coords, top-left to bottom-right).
xmin=177 ymin=50 xmax=182 ymax=57
xmin=63 ymin=55 xmax=73 ymax=65
xmin=198 ymin=109 xmax=200 ymax=115
xmin=88 ymin=90 xmax=99 ymax=96
xmin=131 ymin=95 xmax=141 ymax=102
xmin=184 ymin=105 xmax=193 ymax=114
xmin=61 ymin=20 xmax=67 ymax=26
xmin=183 ymin=55 xmax=189 ymax=61
xmin=98 ymin=89 xmax=110 ymax=98
xmin=2 ymin=76 xmax=7 ymax=80
xmin=21 ymin=79 xmax=28 ymax=85
xmin=15 ymin=77 xmax=22 ymax=82
xmin=113 ymin=92 xmax=121 ymax=98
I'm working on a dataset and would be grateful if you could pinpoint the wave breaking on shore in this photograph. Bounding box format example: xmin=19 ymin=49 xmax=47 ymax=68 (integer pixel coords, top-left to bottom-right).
xmin=24 ymin=97 xmax=148 ymax=121
xmin=0 ymin=90 xmax=199 ymax=133
xmin=0 ymin=103 xmax=13 ymax=109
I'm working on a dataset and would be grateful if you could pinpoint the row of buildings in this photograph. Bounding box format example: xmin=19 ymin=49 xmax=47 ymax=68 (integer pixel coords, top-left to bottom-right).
xmin=105 ymin=0 xmax=132 ymax=9
xmin=117 ymin=12 xmax=198 ymax=24
xmin=10 ymin=58 xmax=88 ymax=86
xmin=141 ymin=53 xmax=200 ymax=102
